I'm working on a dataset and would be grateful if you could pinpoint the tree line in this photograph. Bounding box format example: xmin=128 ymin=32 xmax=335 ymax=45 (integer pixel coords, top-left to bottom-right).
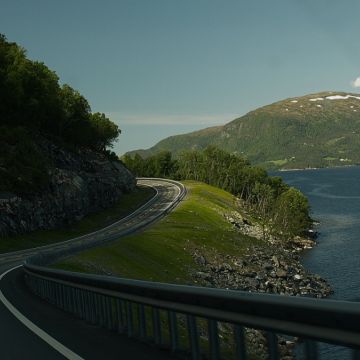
xmin=0 ymin=34 xmax=120 ymax=152
xmin=0 ymin=34 xmax=121 ymax=194
xmin=122 ymin=147 xmax=311 ymax=239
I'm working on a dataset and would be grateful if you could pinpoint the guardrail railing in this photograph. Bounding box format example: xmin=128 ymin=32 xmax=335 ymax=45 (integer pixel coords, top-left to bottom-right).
xmin=24 ymin=257 xmax=360 ymax=360
xmin=22 ymin=179 xmax=360 ymax=359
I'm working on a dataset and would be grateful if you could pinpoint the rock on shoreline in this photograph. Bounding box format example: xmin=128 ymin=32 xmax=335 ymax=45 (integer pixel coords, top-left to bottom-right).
xmin=191 ymin=209 xmax=332 ymax=298
xmin=188 ymin=209 xmax=332 ymax=359
xmin=191 ymin=246 xmax=332 ymax=298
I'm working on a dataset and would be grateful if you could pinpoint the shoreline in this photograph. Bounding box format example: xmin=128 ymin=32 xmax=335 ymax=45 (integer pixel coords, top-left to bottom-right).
xmin=190 ymin=220 xmax=331 ymax=359
xmin=192 ymin=212 xmax=332 ymax=299
xmin=277 ymin=163 xmax=359 ymax=172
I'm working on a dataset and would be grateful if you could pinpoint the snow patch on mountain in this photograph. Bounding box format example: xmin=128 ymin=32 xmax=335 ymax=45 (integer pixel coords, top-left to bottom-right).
xmin=309 ymin=94 xmax=360 ymax=102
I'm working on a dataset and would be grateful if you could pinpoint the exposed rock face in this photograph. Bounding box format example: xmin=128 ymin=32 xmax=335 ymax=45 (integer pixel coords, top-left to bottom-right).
xmin=0 ymin=139 xmax=136 ymax=237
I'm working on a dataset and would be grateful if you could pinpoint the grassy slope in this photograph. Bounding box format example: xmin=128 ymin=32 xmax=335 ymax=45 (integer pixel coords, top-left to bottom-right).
xmin=0 ymin=186 xmax=155 ymax=254
xmin=54 ymin=181 xmax=264 ymax=283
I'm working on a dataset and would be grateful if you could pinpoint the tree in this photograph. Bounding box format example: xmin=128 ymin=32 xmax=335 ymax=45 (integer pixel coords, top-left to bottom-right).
xmin=89 ymin=112 xmax=121 ymax=151
xmin=274 ymin=188 xmax=311 ymax=238
xmin=0 ymin=34 xmax=63 ymax=130
xmin=59 ymin=84 xmax=92 ymax=145
xmin=250 ymin=182 xmax=275 ymax=240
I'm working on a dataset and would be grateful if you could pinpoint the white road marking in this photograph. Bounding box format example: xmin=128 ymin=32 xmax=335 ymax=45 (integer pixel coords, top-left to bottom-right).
xmin=0 ymin=265 xmax=84 ymax=360
xmin=0 ymin=181 xmax=160 ymax=260
xmin=0 ymin=179 xmax=184 ymax=359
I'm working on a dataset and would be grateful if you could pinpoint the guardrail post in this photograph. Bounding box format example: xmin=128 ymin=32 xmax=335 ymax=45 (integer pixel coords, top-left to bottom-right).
xmin=187 ymin=315 xmax=201 ymax=360
xmin=138 ymin=304 xmax=147 ymax=339
xmin=208 ymin=319 xmax=220 ymax=360
xmin=74 ymin=288 xmax=80 ymax=316
xmin=83 ymin=291 xmax=89 ymax=321
xmin=116 ymin=298 xmax=125 ymax=333
xmin=234 ymin=325 xmax=247 ymax=360
xmin=39 ymin=279 xmax=43 ymax=298
xmin=90 ymin=292 xmax=96 ymax=324
xmin=105 ymin=296 xmax=113 ymax=330
xmin=304 ymin=339 xmax=318 ymax=360
xmin=73 ymin=287 xmax=78 ymax=316
xmin=109 ymin=298 xmax=117 ymax=331
xmin=266 ymin=332 xmax=279 ymax=360
xmin=79 ymin=289 xmax=84 ymax=318
xmin=82 ymin=290 xmax=87 ymax=320
xmin=64 ymin=286 xmax=69 ymax=313
xmin=95 ymin=293 xmax=102 ymax=325
xmin=47 ymin=281 xmax=52 ymax=303
xmin=86 ymin=292 xmax=91 ymax=321
xmin=126 ymin=301 xmax=134 ymax=337
xmin=152 ymin=308 xmax=162 ymax=345
xmin=71 ymin=286 xmax=75 ymax=314
xmin=99 ymin=295 xmax=106 ymax=327
xmin=44 ymin=280 xmax=49 ymax=300
xmin=59 ymin=284 xmax=63 ymax=309
xmin=168 ymin=311 xmax=179 ymax=352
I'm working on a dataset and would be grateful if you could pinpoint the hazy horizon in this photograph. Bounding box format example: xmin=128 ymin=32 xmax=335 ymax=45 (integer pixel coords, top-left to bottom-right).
xmin=2 ymin=0 xmax=360 ymax=154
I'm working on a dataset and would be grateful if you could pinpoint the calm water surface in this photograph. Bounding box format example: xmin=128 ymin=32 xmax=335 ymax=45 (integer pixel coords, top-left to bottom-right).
xmin=276 ymin=166 xmax=360 ymax=301
xmin=275 ymin=166 xmax=360 ymax=359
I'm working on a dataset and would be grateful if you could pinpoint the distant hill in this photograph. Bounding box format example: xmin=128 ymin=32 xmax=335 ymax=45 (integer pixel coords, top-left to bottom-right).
xmin=127 ymin=91 xmax=360 ymax=170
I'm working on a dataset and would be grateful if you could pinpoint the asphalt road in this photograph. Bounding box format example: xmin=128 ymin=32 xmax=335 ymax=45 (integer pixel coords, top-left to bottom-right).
xmin=0 ymin=178 xmax=184 ymax=359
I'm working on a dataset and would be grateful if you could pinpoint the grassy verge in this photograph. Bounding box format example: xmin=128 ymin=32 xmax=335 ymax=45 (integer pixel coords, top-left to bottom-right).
xmin=54 ymin=181 xmax=264 ymax=284
xmin=0 ymin=186 xmax=155 ymax=254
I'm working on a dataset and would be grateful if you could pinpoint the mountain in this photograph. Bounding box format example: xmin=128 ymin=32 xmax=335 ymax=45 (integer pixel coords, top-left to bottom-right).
xmin=127 ymin=91 xmax=360 ymax=170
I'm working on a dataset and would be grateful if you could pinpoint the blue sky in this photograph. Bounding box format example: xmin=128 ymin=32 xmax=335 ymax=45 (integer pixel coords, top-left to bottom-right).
xmin=1 ymin=0 xmax=360 ymax=154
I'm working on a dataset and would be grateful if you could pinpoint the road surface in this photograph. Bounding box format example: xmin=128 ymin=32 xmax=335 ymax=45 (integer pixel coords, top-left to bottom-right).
xmin=0 ymin=178 xmax=184 ymax=359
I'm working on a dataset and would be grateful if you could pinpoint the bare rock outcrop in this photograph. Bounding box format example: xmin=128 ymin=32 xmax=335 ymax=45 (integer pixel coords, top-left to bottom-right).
xmin=0 ymin=139 xmax=136 ymax=237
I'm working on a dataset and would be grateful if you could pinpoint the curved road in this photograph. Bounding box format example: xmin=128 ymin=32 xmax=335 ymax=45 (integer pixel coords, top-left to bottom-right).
xmin=0 ymin=178 xmax=185 ymax=359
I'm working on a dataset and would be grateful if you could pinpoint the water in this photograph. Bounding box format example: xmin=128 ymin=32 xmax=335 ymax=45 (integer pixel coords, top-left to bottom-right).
xmin=276 ymin=166 xmax=360 ymax=301
xmin=274 ymin=166 xmax=360 ymax=359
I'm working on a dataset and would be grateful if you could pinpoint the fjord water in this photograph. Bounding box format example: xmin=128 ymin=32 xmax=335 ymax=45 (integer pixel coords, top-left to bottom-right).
xmin=276 ymin=166 xmax=360 ymax=301
xmin=276 ymin=166 xmax=360 ymax=359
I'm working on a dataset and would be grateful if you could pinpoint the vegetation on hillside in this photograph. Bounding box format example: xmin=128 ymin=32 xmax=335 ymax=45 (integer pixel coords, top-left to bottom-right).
xmin=54 ymin=181 xmax=264 ymax=283
xmin=127 ymin=91 xmax=360 ymax=170
xmin=0 ymin=34 xmax=121 ymax=193
xmin=123 ymin=147 xmax=311 ymax=238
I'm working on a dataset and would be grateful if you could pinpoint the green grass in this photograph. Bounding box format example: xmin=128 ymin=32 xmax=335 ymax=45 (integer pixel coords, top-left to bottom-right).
xmin=0 ymin=186 xmax=155 ymax=254
xmin=54 ymin=181 xmax=264 ymax=284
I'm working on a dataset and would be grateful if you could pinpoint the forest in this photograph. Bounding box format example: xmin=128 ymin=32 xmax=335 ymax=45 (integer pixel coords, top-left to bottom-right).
xmin=122 ymin=147 xmax=312 ymax=239
xmin=0 ymin=34 xmax=120 ymax=193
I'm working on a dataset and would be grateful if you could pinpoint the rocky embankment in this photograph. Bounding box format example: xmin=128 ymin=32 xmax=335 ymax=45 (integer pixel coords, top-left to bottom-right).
xmin=190 ymin=210 xmax=331 ymax=359
xmin=0 ymin=139 xmax=136 ymax=237
xmin=191 ymin=211 xmax=331 ymax=298
xmin=192 ymin=246 xmax=331 ymax=298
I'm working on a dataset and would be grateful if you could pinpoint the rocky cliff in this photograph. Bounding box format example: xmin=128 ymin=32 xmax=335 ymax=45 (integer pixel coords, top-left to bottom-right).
xmin=0 ymin=139 xmax=136 ymax=237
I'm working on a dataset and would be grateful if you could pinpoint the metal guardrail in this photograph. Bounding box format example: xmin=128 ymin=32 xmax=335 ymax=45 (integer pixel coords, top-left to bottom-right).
xmin=22 ymin=179 xmax=360 ymax=360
